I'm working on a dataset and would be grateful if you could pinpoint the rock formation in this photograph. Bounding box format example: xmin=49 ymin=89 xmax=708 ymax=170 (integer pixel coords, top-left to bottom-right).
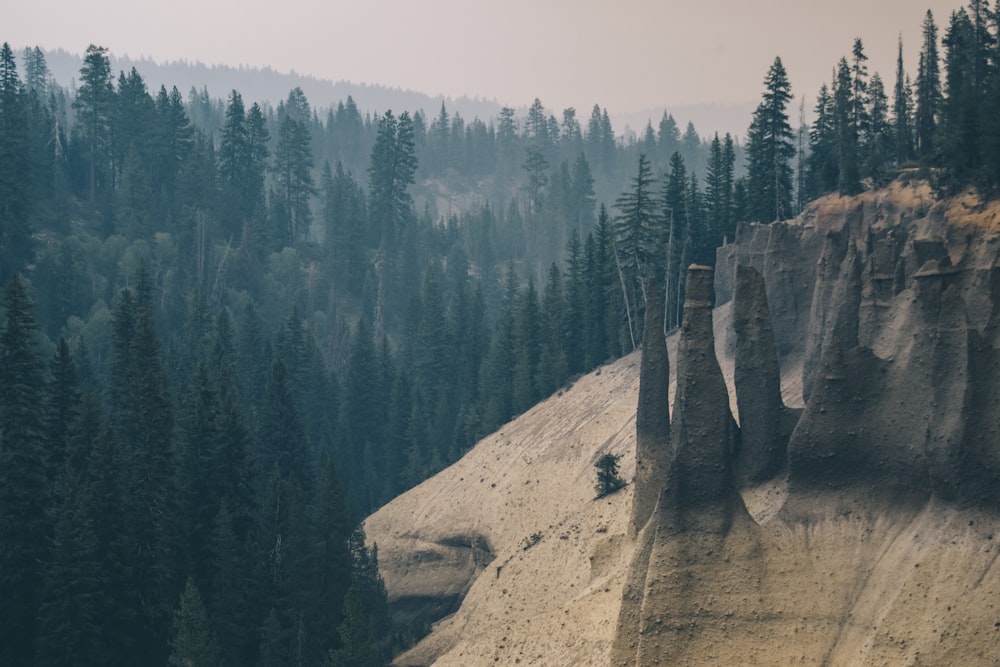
xmin=612 ymin=265 xmax=754 ymax=666
xmin=732 ymin=264 xmax=799 ymax=487
xmin=612 ymin=182 xmax=1000 ymax=665
xmin=368 ymin=182 xmax=1000 ymax=666
xmin=631 ymin=279 xmax=670 ymax=535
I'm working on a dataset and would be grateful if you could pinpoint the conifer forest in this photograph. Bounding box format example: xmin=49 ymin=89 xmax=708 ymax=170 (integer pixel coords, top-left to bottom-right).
xmin=3 ymin=2 xmax=1000 ymax=663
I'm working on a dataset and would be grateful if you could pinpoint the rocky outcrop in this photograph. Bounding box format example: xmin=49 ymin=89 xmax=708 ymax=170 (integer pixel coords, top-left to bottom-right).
xmin=613 ymin=182 xmax=1000 ymax=665
xmin=663 ymin=266 xmax=740 ymax=524
xmin=612 ymin=266 xmax=753 ymax=666
xmin=370 ymin=181 xmax=1000 ymax=667
xmin=631 ymin=280 xmax=670 ymax=536
xmin=732 ymin=264 xmax=799 ymax=487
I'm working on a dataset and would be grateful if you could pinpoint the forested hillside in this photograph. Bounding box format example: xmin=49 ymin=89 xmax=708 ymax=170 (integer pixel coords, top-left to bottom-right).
xmin=1 ymin=2 xmax=999 ymax=663
xmin=0 ymin=40 xmax=735 ymax=666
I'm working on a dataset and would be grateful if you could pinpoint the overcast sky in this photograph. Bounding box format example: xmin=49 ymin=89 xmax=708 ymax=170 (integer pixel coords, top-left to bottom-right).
xmin=10 ymin=0 xmax=964 ymax=114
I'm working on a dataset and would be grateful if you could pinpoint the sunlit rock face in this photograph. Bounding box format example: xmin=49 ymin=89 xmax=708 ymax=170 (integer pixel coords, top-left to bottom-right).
xmin=613 ymin=184 xmax=1000 ymax=666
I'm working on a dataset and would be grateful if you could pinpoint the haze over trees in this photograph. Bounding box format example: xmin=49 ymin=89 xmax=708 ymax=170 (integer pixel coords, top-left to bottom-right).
xmin=2 ymin=2 xmax=1000 ymax=663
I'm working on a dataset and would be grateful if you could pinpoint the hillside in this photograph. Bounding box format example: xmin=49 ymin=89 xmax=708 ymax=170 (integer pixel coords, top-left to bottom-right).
xmin=366 ymin=351 xmax=642 ymax=666
xmin=367 ymin=180 xmax=1000 ymax=666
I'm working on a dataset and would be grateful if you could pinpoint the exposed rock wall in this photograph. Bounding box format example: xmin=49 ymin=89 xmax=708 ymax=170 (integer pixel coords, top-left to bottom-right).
xmin=614 ymin=183 xmax=1000 ymax=665
xmin=612 ymin=266 xmax=755 ymax=666
xmin=732 ymin=264 xmax=799 ymax=487
xmin=369 ymin=182 xmax=1000 ymax=667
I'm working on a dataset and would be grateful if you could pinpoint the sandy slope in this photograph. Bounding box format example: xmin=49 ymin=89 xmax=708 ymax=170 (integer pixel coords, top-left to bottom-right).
xmin=368 ymin=334 xmax=1000 ymax=666
xmin=366 ymin=351 xmax=642 ymax=666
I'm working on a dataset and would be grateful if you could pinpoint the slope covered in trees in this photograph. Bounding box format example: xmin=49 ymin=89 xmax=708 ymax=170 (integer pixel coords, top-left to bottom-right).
xmin=1 ymin=39 xmax=731 ymax=666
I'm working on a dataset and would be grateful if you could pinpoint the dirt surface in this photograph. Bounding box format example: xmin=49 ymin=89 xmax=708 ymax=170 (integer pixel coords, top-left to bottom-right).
xmin=366 ymin=352 xmax=643 ymax=667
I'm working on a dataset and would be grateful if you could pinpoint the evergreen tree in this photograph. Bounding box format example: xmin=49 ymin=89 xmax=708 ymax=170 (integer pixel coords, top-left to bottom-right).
xmin=850 ymin=38 xmax=871 ymax=162
xmin=81 ymin=410 xmax=134 ymax=666
xmin=615 ymin=154 xmax=663 ymax=279
xmin=219 ymin=90 xmax=250 ymax=236
xmin=893 ymin=36 xmax=915 ymax=163
xmin=74 ymin=44 xmax=114 ymax=203
xmin=341 ymin=319 xmax=383 ymax=512
xmin=327 ymin=588 xmax=384 ymax=667
xmin=745 ymin=56 xmax=796 ymax=222
xmin=45 ymin=337 xmax=80 ymax=481
xmin=808 ymin=83 xmax=838 ymax=197
xmin=0 ymin=43 xmax=34 ymax=281
xmin=0 ymin=274 xmax=49 ymax=665
xmin=368 ymin=110 xmax=417 ymax=253
xmin=274 ymin=92 xmax=316 ymax=245
xmin=22 ymin=46 xmax=49 ymax=97
xmin=168 ymin=578 xmax=221 ymax=667
xmin=833 ymin=57 xmax=861 ymax=194
xmin=705 ymin=132 xmax=736 ymax=250
xmin=312 ymin=456 xmax=353 ymax=656
xmin=865 ymin=72 xmax=891 ymax=184
xmin=940 ymin=7 xmax=983 ymax=184
xmin=662 ymin=153 xmax=689 ymax=329
xmin=522 ymin=143 xmax=549 ymax=215
xmin=512 ymin=279 xmax=542 ymax=413
xmin=207 ymin=501 xmax=255 ymax=664
xmin=110 ymin=265 xmax=179 ymax=664
xmin=594 ymin=453 xmax=625 ymax=498
xmin=35 ymin=467 xmax=104 ymax=667
xmin=916 ymin=10 xmax=942 ymax=158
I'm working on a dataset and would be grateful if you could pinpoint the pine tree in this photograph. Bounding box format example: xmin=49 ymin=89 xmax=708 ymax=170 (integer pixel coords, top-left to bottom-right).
xmin=662 ymin=153 xmax=689 ymax=329
xmin=22 ymin=46 xmax=49 ymax=97
xmin=35 ymin=467 xmax=104 ymax=667
xmin=808 ymin=83 xmax=838 ymax=197
xmin=168 ymin=579 xmax=221 ymax=667
xmin=207 ymin=501 xmax=255 ymax=665
xmin=312 ymin=456 xmax=353 ymax=657
xmin=833 ymin=57 xmax=861 ymax=195
xmin=850 ymin=38 xmax=871 ymax=164
xmin=327 ymin=588 xmax=384 ymax=667
xmin=940 ymin=7 xmax=984 ymax=184
xmin=522 ymin=143 xmax=549 ymax=215
xmin=74 ymin=44 xmax=114 ymax=203
xmin=341 ymin=318 xmax=383 ymax=511
xmin=123 ymin=266 xmax=179 ymax=665
xmin=705 ymin=133 xmax=735 ymax=251
xmin=916 ymin=10 xmax=942 ymax=158
xmin=273 ymin=90 xmax=316 ymax=244
xmin=512 ymin=279 xmax=542 ymax=414
xmin=745 ymin=56 xmax=796 ymax=222
xmin=0 ymin=43 xmax=34 ymax=281
xmin=45 ymin=337 xmax=80 ymax=481
xmin=865 ymin=72 xmax=891 ymax=184
xmin=368 ymin=110 xmax=417 ymax=253
xmin=0 ymin=274 xmax=49 ymax=665
xmin=893 ymin=36 xmax=915 ymax=163
xmin=613 ymin=154 xmax=660 ymax=282
xmin=81 ymin=411 xmax=134 ymax=666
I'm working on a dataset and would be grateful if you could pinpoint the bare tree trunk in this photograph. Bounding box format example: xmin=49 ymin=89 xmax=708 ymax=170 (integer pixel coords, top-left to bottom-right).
xmin=611 ymin=237 xmax=637 ymax=351
xmin=664 ymin=210 xmax=676 ymax=331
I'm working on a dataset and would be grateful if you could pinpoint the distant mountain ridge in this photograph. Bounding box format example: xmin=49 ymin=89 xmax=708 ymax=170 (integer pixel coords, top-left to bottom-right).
xmin=31 ymin=47 xmax=753 ymax=138
xmin=34 ymin=47 xmax=505 ymax=120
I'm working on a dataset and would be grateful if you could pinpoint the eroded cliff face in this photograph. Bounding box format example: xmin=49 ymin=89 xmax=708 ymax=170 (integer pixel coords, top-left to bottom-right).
xmin=369 ymin=182 xmax=1000 ymax=666
xmin=616 ymin=181 xmax=1000 ymax=665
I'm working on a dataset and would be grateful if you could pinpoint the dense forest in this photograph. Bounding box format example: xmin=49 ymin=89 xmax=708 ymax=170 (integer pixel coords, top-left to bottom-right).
xmin=2 ymin=2 xmax=1000 ymax=664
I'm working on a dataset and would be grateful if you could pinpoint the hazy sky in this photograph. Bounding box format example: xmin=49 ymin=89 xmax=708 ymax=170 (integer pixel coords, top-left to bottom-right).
xmin=11 ymin=0 xmax=964 ymax=113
